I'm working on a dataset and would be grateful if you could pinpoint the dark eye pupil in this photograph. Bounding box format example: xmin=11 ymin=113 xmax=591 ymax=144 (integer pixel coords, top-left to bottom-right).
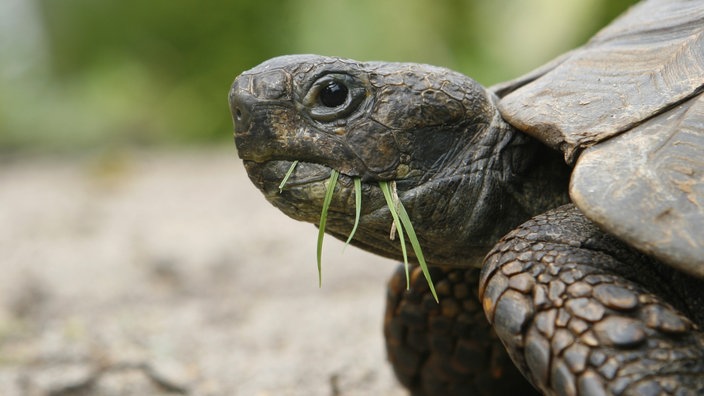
xmin=320 ymin=81 xmax=348 ymax=107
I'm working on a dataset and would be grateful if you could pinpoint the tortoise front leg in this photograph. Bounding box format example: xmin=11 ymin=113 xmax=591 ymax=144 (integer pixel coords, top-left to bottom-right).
xmin=384 ymin=264 xmax=539 ymax=396
xmin=480 ymin=205 xmax=704 ymax=395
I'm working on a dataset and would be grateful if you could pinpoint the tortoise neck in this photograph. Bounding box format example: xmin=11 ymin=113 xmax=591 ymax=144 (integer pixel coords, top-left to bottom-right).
xmin=405 ymin=111 xmax=571 ymax=268
xmin=502 ymin=122 xmax=572 ymax=222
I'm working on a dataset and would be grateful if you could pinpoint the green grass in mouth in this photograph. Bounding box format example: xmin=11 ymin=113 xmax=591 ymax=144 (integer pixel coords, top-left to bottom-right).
xmin=379 ymin=181 xmax=438 ymax=302
xmin=280 ymin=165 xmax=437 ymax=301
xmin=379 ymin=181 xmax=409 ymax=286
xmin=316 ymin=169 xmax=339 ymax=287
xmin=278 ymin=160 xmax=299 ymax=192
xmin=343 ymin=177 xmax=362 ymax=250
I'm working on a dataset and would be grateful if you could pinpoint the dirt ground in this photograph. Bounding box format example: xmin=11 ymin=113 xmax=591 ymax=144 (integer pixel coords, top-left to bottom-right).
xmin=0 ymin=149 xmax=407 ymax=395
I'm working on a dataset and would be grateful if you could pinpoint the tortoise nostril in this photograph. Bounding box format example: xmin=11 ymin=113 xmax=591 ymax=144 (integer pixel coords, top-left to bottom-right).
xmin=231 ymin=94 xmax=252 ymax=132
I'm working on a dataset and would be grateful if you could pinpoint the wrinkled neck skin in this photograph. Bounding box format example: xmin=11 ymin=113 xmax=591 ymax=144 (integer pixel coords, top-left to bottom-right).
xmin=230 ymin=55 xmax=570 ymax=268
xmin=384 ymin=103 xmax=571 ymax=267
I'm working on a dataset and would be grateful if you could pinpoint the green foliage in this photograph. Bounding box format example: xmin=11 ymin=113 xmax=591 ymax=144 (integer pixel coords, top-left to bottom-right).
xmin=0 ymin=0 xmax=637 ymax=153
xmin=344 ymin=178 xmax=362 ymax=249
xmin=316 ymin=169 xmax=339 ymax=287
xmin=380 ymin=181 xmax=438 ymax=302
xmin=279 ymin=160 xmax=299 ymax=193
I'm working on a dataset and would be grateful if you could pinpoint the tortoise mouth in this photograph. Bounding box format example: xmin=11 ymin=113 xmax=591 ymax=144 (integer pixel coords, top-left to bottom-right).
xmin=243 ymin=159 xmax=359 ymax=196
xmin=242 ymin=159 xmax=376 ymax=228
xmin=242 ymin=157 xmax=395 ymax=256
xmin=242 ymin=157 xmax=439 ymax=299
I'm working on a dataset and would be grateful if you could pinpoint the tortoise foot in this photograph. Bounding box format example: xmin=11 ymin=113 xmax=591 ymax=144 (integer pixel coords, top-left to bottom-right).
xmin=384 ymin=264 xmax=538 ymax=396
xmin=480 ymin=205 xmax=704 ymax=395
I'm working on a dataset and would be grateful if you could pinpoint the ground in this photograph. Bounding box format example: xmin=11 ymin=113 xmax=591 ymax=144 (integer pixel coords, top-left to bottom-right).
xmin=0 ymin=149 xmax=407 ymax=396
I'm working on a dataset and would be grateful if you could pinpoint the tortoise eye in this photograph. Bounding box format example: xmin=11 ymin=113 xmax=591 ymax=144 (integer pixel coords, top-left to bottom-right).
xmin=319 ymin=81 xmax=349 ymax=107
xmin=303 ymin=73 xmax=367 ymax=122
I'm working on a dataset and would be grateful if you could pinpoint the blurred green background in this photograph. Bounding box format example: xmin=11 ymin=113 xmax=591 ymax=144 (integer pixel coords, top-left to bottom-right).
xmin=0 ymin=0 xmax=637 ymax=155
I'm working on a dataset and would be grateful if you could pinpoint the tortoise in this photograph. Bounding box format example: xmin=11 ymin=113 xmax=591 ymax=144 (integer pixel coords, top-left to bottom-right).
xmin=229 ymin=0 xmax=704 ymax=394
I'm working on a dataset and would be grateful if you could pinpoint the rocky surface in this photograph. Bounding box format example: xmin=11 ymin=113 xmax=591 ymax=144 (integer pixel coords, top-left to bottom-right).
xmin=0 ymin=149 xmax=406 ymax=395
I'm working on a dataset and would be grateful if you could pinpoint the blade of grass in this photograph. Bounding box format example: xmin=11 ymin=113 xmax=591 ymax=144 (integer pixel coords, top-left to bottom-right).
xmin=278 ymin=160 xmax=299 ymax=193
xmin=317 ymin=169 xmax=339 ymax=287
xmin=396 ymin=201 xmax=438 ymax=302
xmin=343 ymin=177 xmax=362 ymax=250
xmin=379 ymin=181 xmax=409 ymax=289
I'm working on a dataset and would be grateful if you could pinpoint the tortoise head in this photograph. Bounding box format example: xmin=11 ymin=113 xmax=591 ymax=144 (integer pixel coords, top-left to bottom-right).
xmin=230 ymin=55 xmax=544 ymax=267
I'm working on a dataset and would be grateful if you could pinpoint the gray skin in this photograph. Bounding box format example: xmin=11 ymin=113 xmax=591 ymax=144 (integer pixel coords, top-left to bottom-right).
xmin=229 ymin=3 xmax=704 ymax=395
xmin=230 ymin=55 xmax=704 ymax=395
xmin=231 ymin=56 xmax=570 ymax=268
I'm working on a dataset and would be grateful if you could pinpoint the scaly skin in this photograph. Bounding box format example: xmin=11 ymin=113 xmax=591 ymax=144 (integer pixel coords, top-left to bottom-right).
xmin=229 ymin=55 xmax=704 ymax=395
xmin=230 ymin=55 xmax=569 ymax=268
xmin=480 ymin=205 xmax=704 ymax=395
xmin=385 ymin=264 xmax=539 ymax=395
